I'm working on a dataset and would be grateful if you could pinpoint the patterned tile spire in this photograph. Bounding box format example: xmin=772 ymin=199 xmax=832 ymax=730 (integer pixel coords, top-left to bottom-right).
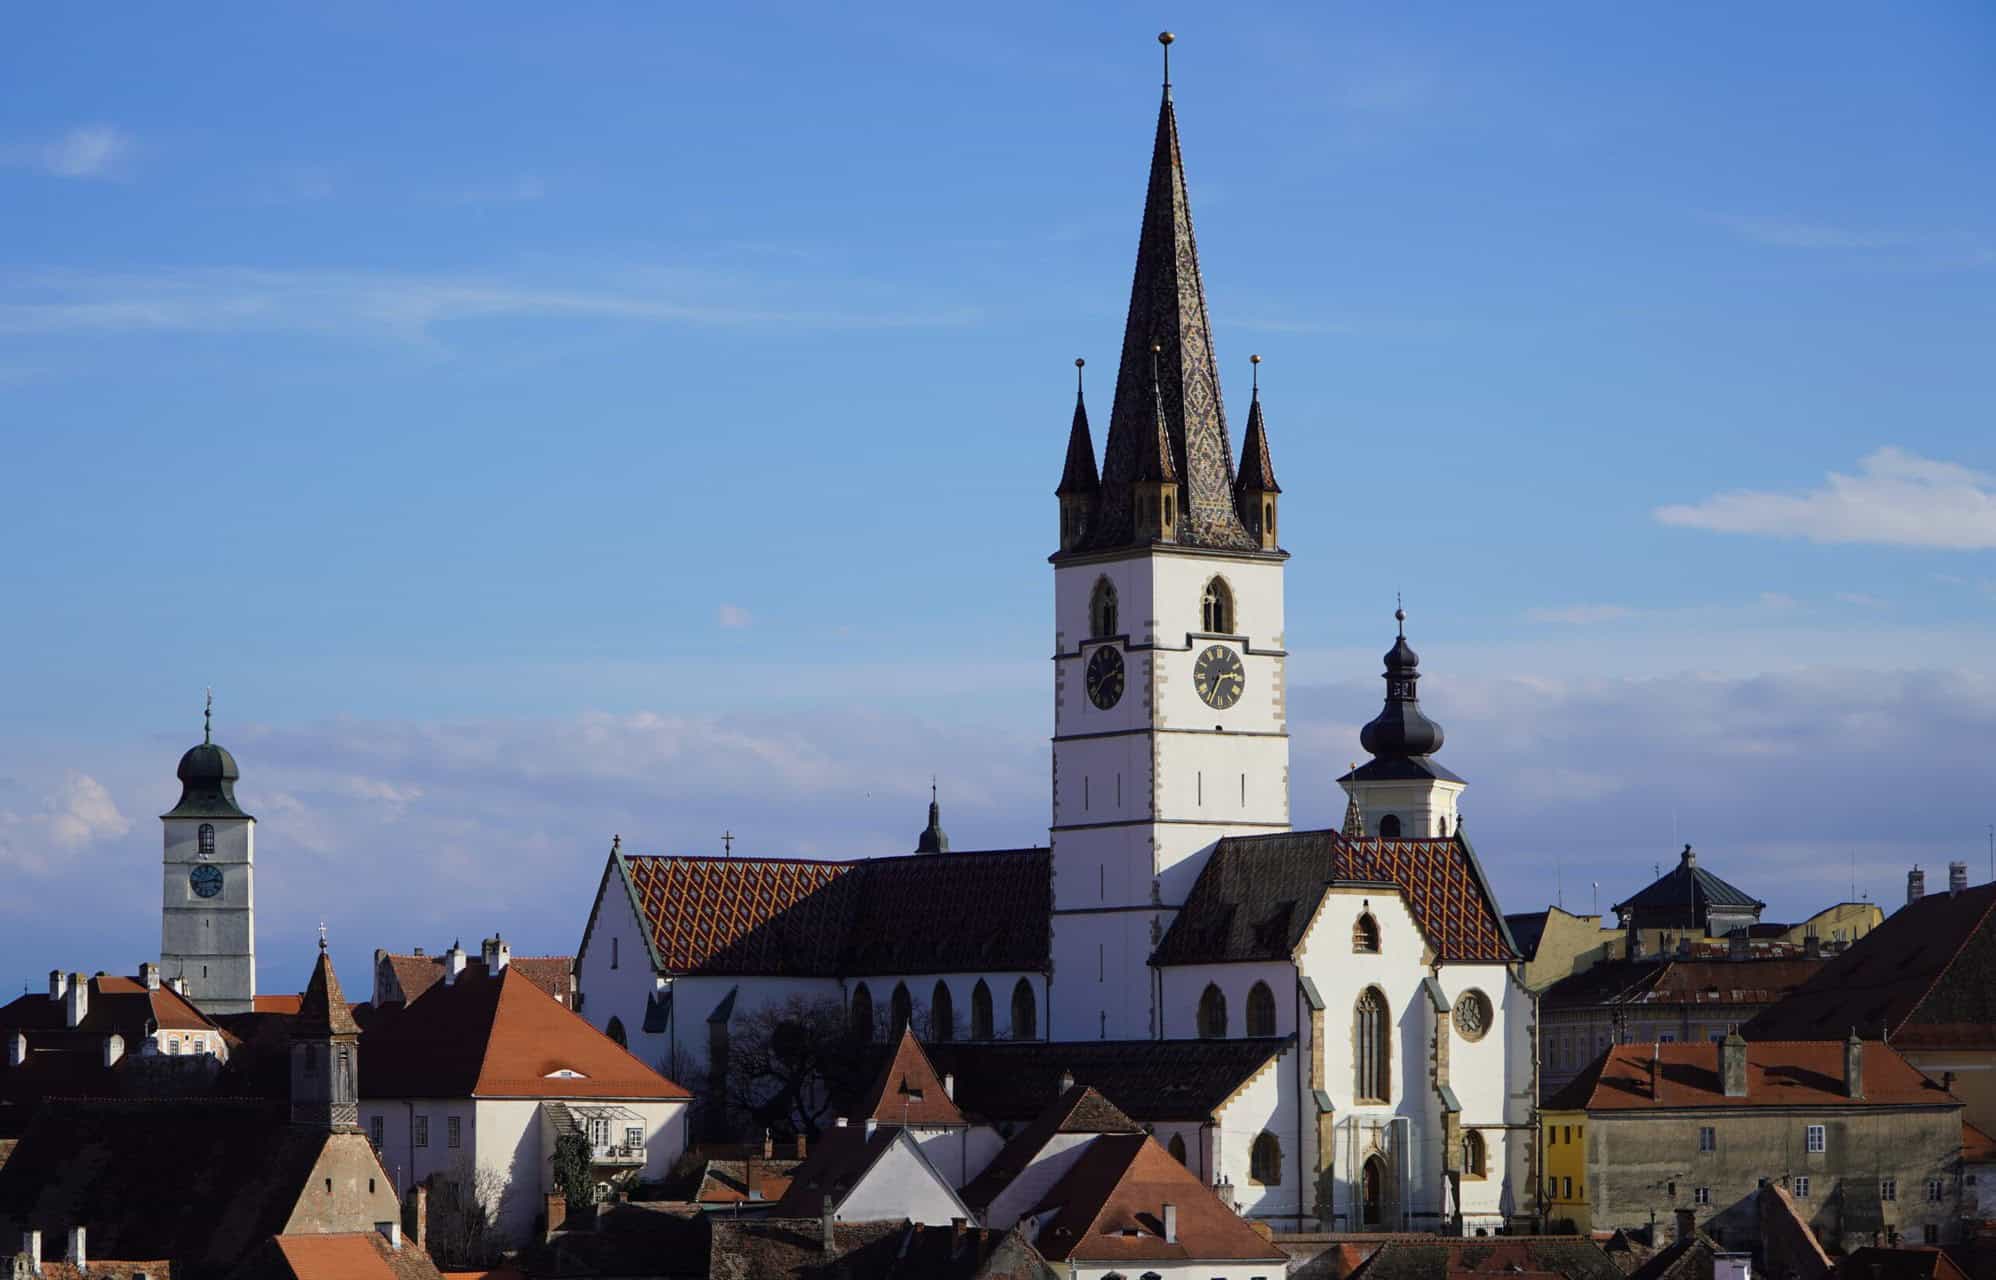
xmin=1055 ymin=358 xmax=1099 ymax=497
xmin=1086 ymin=39 xmax=1255 ymax=552
xmin=1235 ymin=360 xmax=1280 ymax=495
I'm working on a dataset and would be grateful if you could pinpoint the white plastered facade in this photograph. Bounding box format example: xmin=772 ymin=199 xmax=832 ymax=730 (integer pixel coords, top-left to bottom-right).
xmin=161 ymin=813 xmax=256 ymax=1015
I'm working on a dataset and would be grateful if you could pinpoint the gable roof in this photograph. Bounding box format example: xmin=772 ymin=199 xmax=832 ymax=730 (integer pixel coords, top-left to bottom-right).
xmin=1344 ymin=1237 xmax=1626 ymax=1280
xmin=962 ymin=1085 xmax=1141 ymax=1211
xmin=1544 ymin=1039 xmax=1956 ymax=1112
xmin=359 ymin=966 xmax=689 ymax=1101
xmin=1154 ymin=829 xmax=1516 ymax=966
xmin=1027 ymin=1132 xmax=1285 ymax=1264
xmin=903 ymin=1038 xmax=1287 ymax=1124
xmin=0 ymin=974 xmax=220 ymax=1039
xmin=1744 ymin=883 xmax=1996 ymax=1047
xmin=710 ymin=1219 xmax=1056 ymax=1280
xmin=770 ymin=1124 xmax=972 ymax=1223
xmin=616 ymin=847 xmax=1050 ymax=978
xmin=377 ymin=952 xmax=573 ymax=1008
xmin=248 ymin=1232 xmax=446 ymax=1280
xmin=1542 ymin=955 xmax=1824 ymax=1012
xmin=855 ymin=1029 xmax=966 ymax=1127
xmin=1841 ymin=1247 xmax=1972 ymax=1280
xmin=296 ymin=947 xmax=360 ymax=1038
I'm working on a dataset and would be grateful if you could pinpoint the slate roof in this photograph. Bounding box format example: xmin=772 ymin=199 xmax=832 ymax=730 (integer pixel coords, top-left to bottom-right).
xmin=377 ymin=953 xmax=573 ymax=1008
xmin=1541 ymin=956 xmax=1823 ymax=1012
xmin=1026 ymin=1132 xmax=1286 ymax=1265
xmin=1154 ymin=829 xmax=1516 ymax=966
xmin=359 ymin=966 xmax=689 ymax=1101
xmin=854 ymin=1028 xmax=966 ymax=1127
xmin=709 ymin=1219 xmax=1055 ymax=1280
xmin=1543 ymin=1039 xmax=1957 ymax=1112
xmin=525 ymin=1201 xmax=708 ymax=1280
xmin=962 ymin=1085 xmax=1141 ymax=1211
xmin=612 ymin=847 xmax=1050 ymax=977
xmin=909 ymin=1038 xmax=1287 ymax=1123
xmin=1055 ymin=385 xmax=1099 ymax=497
xmin=1611 ymin=846 xmax=1764 ymax=926
xmin=1744 ymin=882 xmax=1996 ymax=1048
xmin=1235 ymin=387 xmax=1280 ymax=494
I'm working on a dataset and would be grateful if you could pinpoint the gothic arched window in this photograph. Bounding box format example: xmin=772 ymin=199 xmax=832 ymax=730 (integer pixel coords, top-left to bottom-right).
xmin=970 ymin=980 xmax=993 ymax=1040
xmin=1379 ymin=814 xmax=1402 ymax=838
xmin=1263 ymin=501 xmax=1274 ymax=538
xmin=1250 ymin=1131 xmax=1282 ymax=1185
xmin=1168 ymin=1132 xmax=1188 ymax=1164
xmin=890 ymin=983 xmax=912 ymax=1037
xmin=1198 ymin=983 xmax=1227 ymax=1039
xmin=1462 ymin=1129 xmax=1486 ymax=1178
xmin=1355 ymin=987 xmax=1391 ymax=1103
xmin=1010 ymin=979 xmax=1037 ymax=1040
xmin=931 ymin=981 xmax=955 ymax=1042
xmin=1246 ymin=981 xmax=1276 ymax=1037
xmin=198 ymin=823 xmax=215 ymax=858
xmin=1362 ymin=1154 xmax=1387 ymax=1226
xmin=1354 ymin=912 xmax=1381 ymax=954
xmin=1091 ymin=578 xmax=1119 ymax=638
xmin=850 ymin=984 xmax=875 ymax=1042
xmin=1201 ymin=578 xmax=1233 ymax=634
xmin=605 ymin=1016 xmax=627 ymax=1049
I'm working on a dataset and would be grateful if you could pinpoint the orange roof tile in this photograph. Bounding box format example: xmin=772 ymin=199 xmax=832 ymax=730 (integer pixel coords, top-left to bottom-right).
xmin=856 ymin=1029 xmax=966 ymax=1127
xmin=254 ymin=994 xmax=303 ymax=1015
xmin=1031 ymin=1133 xmax=1285 ymax=1264
xmin=1964 ymin=1120 xmax=1996 ymax=1162
xmin=273 ymin=1234 xmax=401 ymax=1280
xmin=379 ymin=953 xmax=572 ymax=1007
xmin=1550 ymin=1040 xmax=1957 ymax=1111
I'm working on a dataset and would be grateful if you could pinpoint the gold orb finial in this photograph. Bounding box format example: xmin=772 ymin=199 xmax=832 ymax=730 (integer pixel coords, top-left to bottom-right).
xmin=1150 ymin=341 xmax=1162 ymax=354
xmin=1250 ymin=353 xmax=1261 ymax=364
xmin=1159 ymin=31 xmax=1175 ymax=45
xmin=1075 ymin=357 xmax=1085 ymax=368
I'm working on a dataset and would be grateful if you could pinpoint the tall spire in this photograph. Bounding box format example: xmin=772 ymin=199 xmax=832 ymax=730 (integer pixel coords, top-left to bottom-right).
xmin=1084 ymin=35 xmax=1255 ymax=553
xmin=1056 ymin=358 xmax=1099 ymax=497
xmin=1236 ymin=357 xmax=1280 ymax=495
xmin=916 ymin=778 xmax=950 ymax=854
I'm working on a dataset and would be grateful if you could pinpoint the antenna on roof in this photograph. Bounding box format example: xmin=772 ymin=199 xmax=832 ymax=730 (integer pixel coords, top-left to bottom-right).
xmin=1557 ymin=858 xmax=1564 ymax=911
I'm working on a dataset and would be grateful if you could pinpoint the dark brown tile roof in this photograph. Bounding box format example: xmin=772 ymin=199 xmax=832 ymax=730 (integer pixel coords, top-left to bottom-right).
xmin=962 ymin=1085 xmax=1141 ymax=1211
xmin=1542 ymin=956 xmax=1824 ymax=1012
xmin=295 ymin=947 xmax=359 ymax=1038
xmin=1028 ymin=1132 xmax=1286 ymax=1265
xmin=615 ymin=848 xmax=1049 ymax=978
xmin=1745 ymin=884 xmax=1996 ymax=1048
xmin=897 ymin=1038 xmax=1286 ymax=1124
xmin=359 ymin=967 xmax=689 ymax=1101
xmin=692 ymin=1157 xmax=801 ymax=1204
xmin=376 ymin=954 xmax=572 ymax=1008
xmin=709 ymin=1219 xmax=1056 ymax=1280
xmin=525 ymin=1202 xmax=707 ymax=1280
xmin=856 ymin=1029 xmax=966 ymax=1126
xmin=770 ymin=1124 xmax=907 ymax=1217
xmin=1155 ymin=829 xmax=1515 ymax=965
xmin=1840 ymin=1246 xmax=1972 ymax=1280
xmin=1964 ymin=1120 xmax=1996 ymax=1162
xmin=1345 ymin=1238 xmax=1626 ymax=1280
xmin=0 ymin=975 xmax=220 ymax=1039
xmin=1545 ymin=1039 xmax=1957 ymax=1112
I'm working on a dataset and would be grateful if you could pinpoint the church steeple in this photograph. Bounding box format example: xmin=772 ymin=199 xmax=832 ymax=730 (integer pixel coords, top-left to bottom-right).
xmin=1340 ymin=607 xmax=1465 ymax=839
xmin=1082 ymin=33 xmax=1257 ymax=554
xmin=1056 ymin=358 xmax=1100 ymax=552
xmin=1360 ymin=607 xmax=1446 ymax=761
xmin=1235 ymin=355 xmax=1281 ymax=551
xmin=290 ymin=938 xmax=361 ymax=1130
xmin=916 ymin=781 xmax=950 ymax=854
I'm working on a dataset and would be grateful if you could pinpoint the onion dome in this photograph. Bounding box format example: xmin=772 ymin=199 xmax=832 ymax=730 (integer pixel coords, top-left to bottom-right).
xmin=162 ymin=696 xmax=252 ymax=820
xmin=1358 ymin=608 xmax=1446 ymax=760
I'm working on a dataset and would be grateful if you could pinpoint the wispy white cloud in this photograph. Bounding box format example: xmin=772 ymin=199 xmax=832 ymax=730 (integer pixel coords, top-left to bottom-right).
xmin=1656 ymin=448 xmax=1996 ymax=550
xmin=1 ymin=125 xmax=134 ymax=180
xmin=0 ymin=266 xmax=979 ymax=345
xmin=1707 ymin=213 xmax=1906 ymax=251
xmin=0 ymin=772 xmax=129 ymax=877
xmin=716 ymin=604 xmax=752 ymax=629
xmin=1524 ymin=604 xmax=1637 ymax=625
xmin=1835 ymin=592 xmax=1887 ymax=609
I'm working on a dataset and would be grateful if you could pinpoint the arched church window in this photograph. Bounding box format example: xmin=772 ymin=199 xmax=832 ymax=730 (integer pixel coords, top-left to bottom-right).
xmin=1201 ymin=578 xmax=1233 ymax=633
xmin=1362 ymin=1155 xmax=1387 ymax=1226
xmin=1263 ymin=501 xmax=1274 ymax=537
xmin=970 ymin=980 xmax=993 ymax=1040
xmin=605 ymin=1016 xmax=627 ymax=1049
xmin=1355 ymin=987 xmax=1390 ymax=1103
xmin=198 ymin=824 xmax=215 ymax=858
xmin=1462 ymin=1129 xmax=1487 ymax=1178
xmin=1437 ymin=816 xmax=1449 ymax=836
xmin=1091 ymin=578 xmax=1118 ymax=638
xmin=1010 ymin=979 xmax=1037 ymax=1040
xmin=890 ymin=983 xmax=912 ymax=1037
xmin=1250 ymin=1131 xmax=1282 ymax=1185
xmin=1353 ymin=912 xmax=1380 ymax=954
xmin=1379 ymin=814 xmax=1402 ymax=838
xmin=1246 ymin=981 xmax=1276 ymax=1036
xmin=1198 ymin=983 xmax=1227 ymax=1039
xmin=931 ymin=981 xmax=955 ymax=1042
xmin=850 ymin=984 xmax=874 ymax=1042
xmin=1168 ymin=1133 xmax=1188 ymax=1164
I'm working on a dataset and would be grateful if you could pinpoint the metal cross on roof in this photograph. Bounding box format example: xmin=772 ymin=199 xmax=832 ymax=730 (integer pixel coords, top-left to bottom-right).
xmin=722 ymin=830 xmax=734 ymax=858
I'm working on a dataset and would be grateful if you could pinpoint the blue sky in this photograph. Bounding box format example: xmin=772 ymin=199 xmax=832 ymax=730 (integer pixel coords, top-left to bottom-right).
xmin=3 ymin=4 xmax=1994 ymax=995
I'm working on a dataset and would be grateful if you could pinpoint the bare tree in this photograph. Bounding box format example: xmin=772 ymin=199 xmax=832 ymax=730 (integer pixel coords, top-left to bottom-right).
xmin=424 ymin=1156 xmax=516 ymax=1268
xmin=713 ymin=994 xmax=889 ymax=1141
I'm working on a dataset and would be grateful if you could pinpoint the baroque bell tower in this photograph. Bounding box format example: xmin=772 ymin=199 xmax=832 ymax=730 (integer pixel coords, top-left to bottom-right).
xmin=160 ymin=693 xmax=256 ymax=1015
xmin=1048 ymin=34 xmax=1291 ymax=1041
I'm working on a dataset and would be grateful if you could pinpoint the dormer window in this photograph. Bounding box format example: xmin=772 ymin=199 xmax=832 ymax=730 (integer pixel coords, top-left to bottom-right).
xmin=1201 ymin=578 xmax=1233 ymax=633
xmin=198 ymin=824 xmax=215 ymax=858
xmin=545 ymin=1068 xmax=587 ymax=1079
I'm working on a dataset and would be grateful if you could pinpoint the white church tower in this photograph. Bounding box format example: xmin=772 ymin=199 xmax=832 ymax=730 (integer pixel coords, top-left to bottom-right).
xmin=1049 ymin=34 xmax=1291 ymax=1041
xmin=1338 ymin=609 xmax=1466 ymax=839
xmin=160 ymin=695 xmax=256 ymax=1014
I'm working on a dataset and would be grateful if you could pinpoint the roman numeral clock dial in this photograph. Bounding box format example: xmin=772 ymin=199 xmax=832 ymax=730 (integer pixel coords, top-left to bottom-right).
xmin=1194 ymin=644 xmax=1246 ymax=710
xmin=1086 ymin=645 xmax=1125 ymax=710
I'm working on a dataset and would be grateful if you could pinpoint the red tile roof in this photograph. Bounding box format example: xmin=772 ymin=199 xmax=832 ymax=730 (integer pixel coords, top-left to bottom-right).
xmin=1963 ymin=1121 xmax=1996 ymax=1163
xmin=615 ymin=848 xmax=1050 ymax=977
xmin=359 ymin=967 xmax=689 ymax=1100
xmin=0 ymin=975 xmax=219 ymax=1039
xmin=254 ymin=994 xmax=303 ymax=1015
xmin=1841 ymin=1246 xmax=1971 ymax=1280
xmin=1547 ymin=1040 xmax=1957 ymax=1112
xmin=855 ymin=1029 xmax=966 ymax=1127
xmin=376 ymin=953 xmax=573 ymax=1007
xmin=1028 ymin=1132 xmax=1285 ymax=1264
xmin=270 ymin=1232 xmax=443 ymax=1280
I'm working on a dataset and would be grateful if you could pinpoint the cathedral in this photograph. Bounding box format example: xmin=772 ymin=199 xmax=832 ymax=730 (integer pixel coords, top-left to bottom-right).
xmin=577 ymin=39 xmax=1532 ymax=1232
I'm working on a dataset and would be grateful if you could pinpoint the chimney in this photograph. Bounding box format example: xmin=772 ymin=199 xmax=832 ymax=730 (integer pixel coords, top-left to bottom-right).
xmin=864 ymin=1118 xmax=877 ymax=1138
xmin=943 ymin=1072 xmax=955 ymax=1100
xmin=404 ymin=1185 xmax=429 ymax=1253
xmin=834 ymin=1116 xmax=848 ymax=1128
xmin=48 ymin=971 xmax=65 ymax=1002
xmin=1949 ymin=862 xmax=1969 ymax=897
xmin=1627 ymin=917 xmax=1646 ymax=962
xmin=20 ymin=1230 xmax=39 ymax=1276
xmin=1844 ymin=1030 xmax=1864 ymax=1099
xmin=139 ymin=962 xmax=160 ymax=992
xmin=762 ymin=1129 xmax=774 ymax=1159
xmin=1720 ymin=1029 xmax=1749 ymax=1098
xmin=1908 ymin=867 xmax=1926 ymax=905
xmin=1727 ymin=931 xmax=1749 ymax=961
xmin=794 ymin=1133 xmax=807 ymax=1159
xmin=821 ymin=1195 xmax=837 ymax=1255
xmin=171 ymin=976 xmax=188 ymax=996
xmin=1058 ymin=1068 xmax=1075 ymax=1093
xmin=1163 ymin=1202 xmax=1179 ymax=1245
xmin=746 ymin=1152 xmax=762 ymax=1202
xmin=482 ymin=934 xmax=510 ymax=973
xmin=445 ymin=941 xmax=467 ymax=984
xmin=8 ymin=1032 xmax=25 ymax=1068
xmin=544 ymin=1192 xmax=567 ymax=1241
xmin=64 ymin=974 xmax=88 ymax=1028
xmin=103 ymin=1033 xmax=125 ymax=1069
xmin=376 ymin=1220 xmax=401 ymax=1251
xmin=1675 ymin=1207 xmax=1696 ymax=1242
xmin=66 ymin=1227 xmax=84 ymax=1273
xmin=1649 ymin=1044 xmax=1662 ymax=1101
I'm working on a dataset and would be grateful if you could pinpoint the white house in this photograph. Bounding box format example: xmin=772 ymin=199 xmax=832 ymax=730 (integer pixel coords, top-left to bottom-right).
xmin=359 ymin=952 xmax=691 ymax=1245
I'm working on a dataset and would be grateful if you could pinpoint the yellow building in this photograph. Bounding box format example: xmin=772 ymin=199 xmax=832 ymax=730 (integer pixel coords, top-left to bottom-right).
xmin=1539 ymin=1109 xmax=1591 ymax=1231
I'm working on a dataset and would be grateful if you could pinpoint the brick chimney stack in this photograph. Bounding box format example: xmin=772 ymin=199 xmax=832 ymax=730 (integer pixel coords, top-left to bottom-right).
xmin=1720 ymin=1029 xmax=1749 ymax=1098
xmin=404 ymin=1185 xmax=429 ymax=1253
xmin=821 ymin=1196 xmax=837 ymax=1255
xmin=1675 ymin=1207 xmax=1696 ymax=1242
xmin=1649 ymin=1044 xmax=1662 ymax=1100
xmin=1908 ymin=867 xmax=1926 ymax=905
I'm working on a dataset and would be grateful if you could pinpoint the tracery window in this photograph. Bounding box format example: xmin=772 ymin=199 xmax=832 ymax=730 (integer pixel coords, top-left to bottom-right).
xmin=1091 ymin=578 xmax=1118 ymax=638
xmin=1201 ymin=578 xmax=1233 ymax=633
xmin=1355 ymin=987 xmax=1390 ymax=1103
xmin=1250 ymin=1131 xmax=1282 ymax=1185
xmin=1198 ymin=983 xmax=1227 ymax=1039
xmin=1245 ymin=981 xmax=1276 ymax=1036
xmin=970 ymin=980 xmax=993 ymax=1040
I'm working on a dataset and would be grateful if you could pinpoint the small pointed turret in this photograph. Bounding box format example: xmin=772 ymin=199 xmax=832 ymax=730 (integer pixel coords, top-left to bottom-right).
xmin=916 ymin=781 xmax=950 ymax=855
xmin=291 ymin=938 xmax=361 ymax=1130
xmin=1132 ymin=344 xmax=1182 ymax=542
xmin=1056 ymin=358 xmax=1100 ymax=552
xmin=1235 ymin=355 xmax=1281 ymax=551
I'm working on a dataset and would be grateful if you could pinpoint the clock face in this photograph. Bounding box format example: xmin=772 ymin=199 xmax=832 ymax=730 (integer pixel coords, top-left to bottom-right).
xmin=1193 ymin=644 xmax=1246 ymax=710
xmin=189 ymin=863 xmax=224 ymax=899
xmin=1085 ymin=645 xmax=1125 ymax=710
